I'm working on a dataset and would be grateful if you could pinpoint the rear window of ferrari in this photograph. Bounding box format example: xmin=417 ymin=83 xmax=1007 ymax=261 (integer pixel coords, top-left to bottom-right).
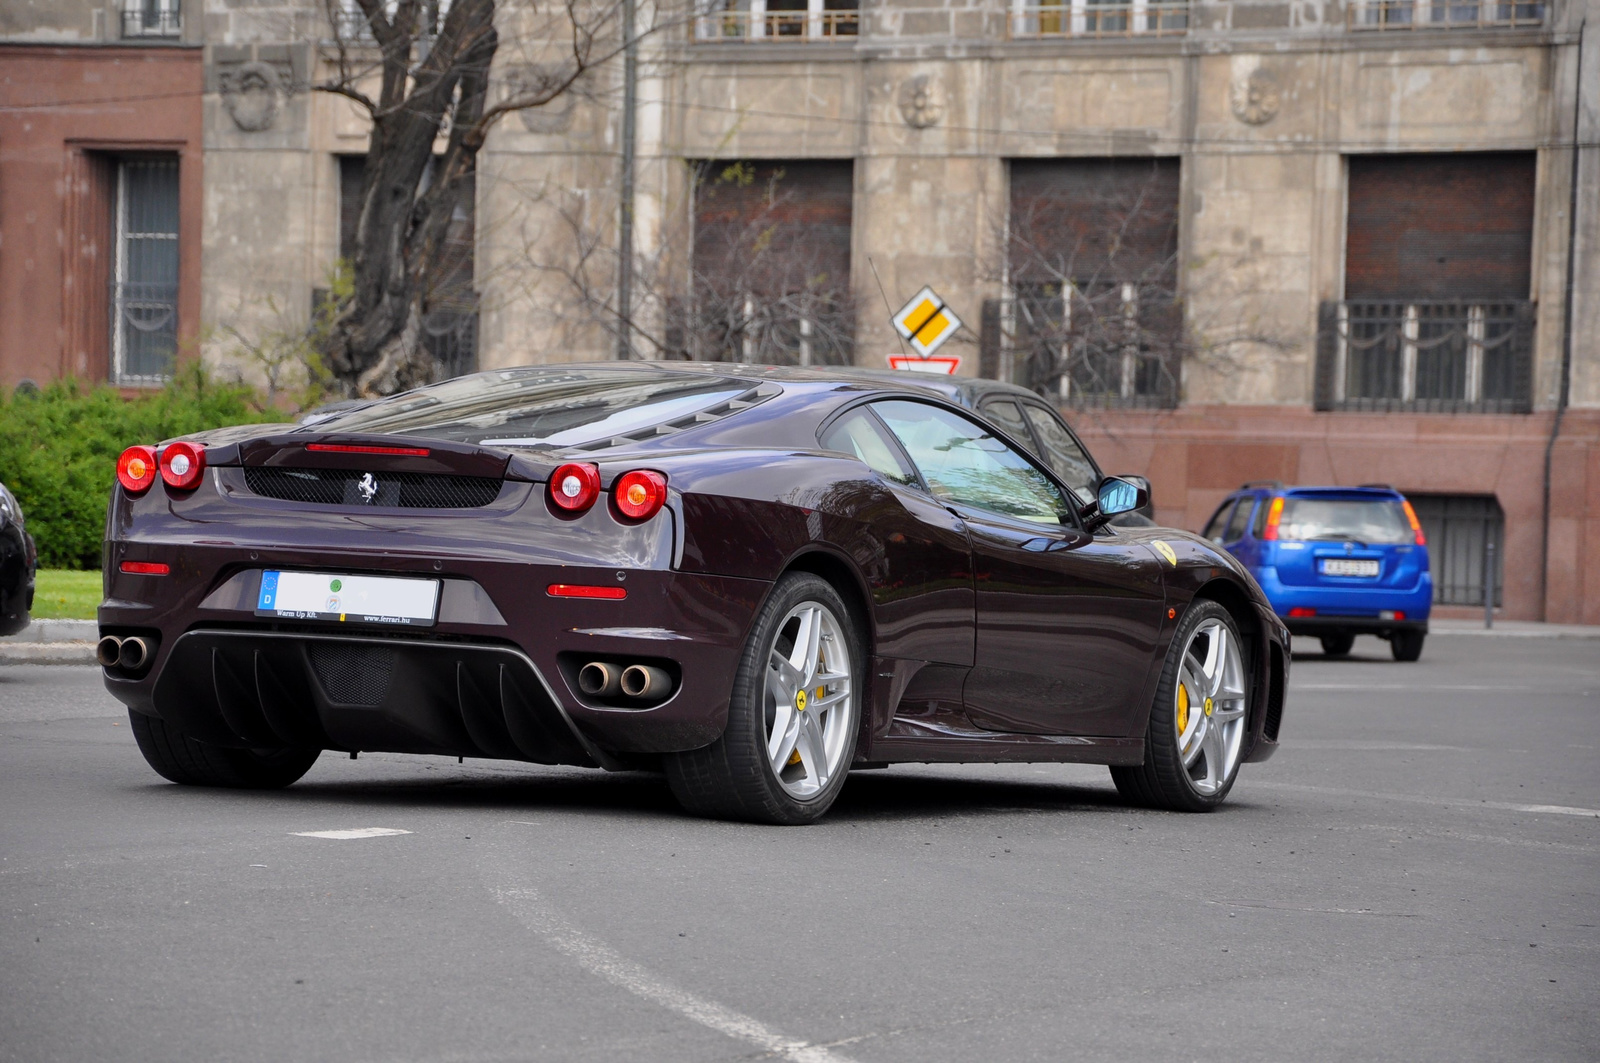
xmin=303 ymin=368 xmax=750 ymax=448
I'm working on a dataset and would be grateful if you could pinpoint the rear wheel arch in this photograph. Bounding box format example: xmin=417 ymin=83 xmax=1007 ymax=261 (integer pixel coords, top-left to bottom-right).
xmin=781 ymin=547 xmax=875 ymax=657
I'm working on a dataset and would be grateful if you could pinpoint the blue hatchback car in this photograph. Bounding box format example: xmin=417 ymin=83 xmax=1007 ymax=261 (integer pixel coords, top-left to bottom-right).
xmin=1202 ymin=483 xmax=1432 ymax=661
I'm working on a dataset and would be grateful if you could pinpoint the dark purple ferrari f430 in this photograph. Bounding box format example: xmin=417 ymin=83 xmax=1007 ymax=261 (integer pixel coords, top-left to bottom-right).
xmin=100 ymin=364 xmax=1288 ymax=823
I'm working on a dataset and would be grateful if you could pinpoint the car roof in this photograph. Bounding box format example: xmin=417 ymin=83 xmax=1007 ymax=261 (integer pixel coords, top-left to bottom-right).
xmin=815 ymin=367 xmax=1051 ymax=408
xmin=1230 ymin=482 xmax=1407 ymax=500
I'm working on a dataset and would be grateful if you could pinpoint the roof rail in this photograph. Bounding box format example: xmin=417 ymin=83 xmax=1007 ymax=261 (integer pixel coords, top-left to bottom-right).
xmin=1358 ymin=483 xmax=1395 ymax=489
xmin=1240 ymin=480 xmax=1284 ymax=490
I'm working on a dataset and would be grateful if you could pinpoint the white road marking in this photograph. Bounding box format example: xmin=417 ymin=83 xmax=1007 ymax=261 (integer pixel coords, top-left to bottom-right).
xmin=1293 ymin=684 xmax=1530 ymax=692
xmin=291 ymin=828 xmax=413 ymax=840
xmin=482 ymin=850 xmax=856 ymax=1063
xmin=1254 ymin=781 xmax=1600 ymax=819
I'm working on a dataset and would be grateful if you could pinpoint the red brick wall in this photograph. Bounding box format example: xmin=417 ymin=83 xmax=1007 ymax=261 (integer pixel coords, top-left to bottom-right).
xmin=0 ymin=45 xmax=203 ymax=388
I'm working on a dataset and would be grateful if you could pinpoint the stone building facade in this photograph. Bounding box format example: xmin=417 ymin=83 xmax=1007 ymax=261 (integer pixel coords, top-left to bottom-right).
xmin=1 ymin=0 xmax=1597 ymax=621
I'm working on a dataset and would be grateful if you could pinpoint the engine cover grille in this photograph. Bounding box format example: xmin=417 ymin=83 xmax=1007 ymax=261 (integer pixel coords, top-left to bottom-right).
xmin=244 ymin=467 xmax=502 ymax=509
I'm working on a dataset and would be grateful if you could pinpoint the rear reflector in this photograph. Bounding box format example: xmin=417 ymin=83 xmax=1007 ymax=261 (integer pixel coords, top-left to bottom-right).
xmin=120 ymin=561 xmax=170 ymax=575
xmin=1288 ymin=607 xmax=1316 ymax=618
xmin=306 ymin=443 xmax=432 ymax=457
xmin=1379 ymin=610 xmax=1405 ymax=621
xmin=547 ymin=584 xmax=626 ymax=600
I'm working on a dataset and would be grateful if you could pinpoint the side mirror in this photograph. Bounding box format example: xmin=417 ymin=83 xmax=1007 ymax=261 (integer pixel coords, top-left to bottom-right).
xmin=1080 ymin=476 xmax=1150 ymax=531
xmin=1118 ymin=474 xmax=1155 ymax=519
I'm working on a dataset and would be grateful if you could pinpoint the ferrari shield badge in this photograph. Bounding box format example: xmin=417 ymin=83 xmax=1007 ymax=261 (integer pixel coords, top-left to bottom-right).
xmin=1152 ymin=540 xmax=1178 ymax=566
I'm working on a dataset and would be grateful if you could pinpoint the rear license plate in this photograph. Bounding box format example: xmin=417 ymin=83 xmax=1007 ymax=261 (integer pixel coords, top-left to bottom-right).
xmin=255 ymin=570 xmax=440 ymax=626
xmin=1320 ymin=558 xmax=1380 ymax=578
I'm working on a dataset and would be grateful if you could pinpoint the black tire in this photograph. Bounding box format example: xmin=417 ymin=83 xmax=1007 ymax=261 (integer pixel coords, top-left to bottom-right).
xmin=1390 ymin=630 xmax=1425 ymax=662
xmin=1319 ymin=634 xmax=1355 ymax=657
xmin=1110 ymin=600 xmax=1246 ymax=813
xmin=128 ymin=709 xmax=321 ymax=788
xmin=664 ymin=572 xmax=862 ymax=825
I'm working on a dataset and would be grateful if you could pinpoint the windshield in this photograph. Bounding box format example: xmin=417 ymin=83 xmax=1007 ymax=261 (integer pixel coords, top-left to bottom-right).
xmin=303 ymin=368 xmax=750 ymax=448
xmin=1278 ymin=497 xmax=1414 ymax=544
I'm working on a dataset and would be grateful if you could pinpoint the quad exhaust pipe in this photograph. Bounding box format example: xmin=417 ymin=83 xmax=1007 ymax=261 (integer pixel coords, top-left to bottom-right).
xmin=578 ymin=661 xmax=674 ymax=702
xmin=97 ymin=635 xmax=153 ymax=675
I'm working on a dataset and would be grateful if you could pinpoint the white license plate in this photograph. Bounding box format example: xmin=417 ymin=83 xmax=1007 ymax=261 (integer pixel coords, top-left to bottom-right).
xmin=255 ymin=570 xmax=440 ymax=626
xmin=1321 ymin=558 xmax=1380 ymax=578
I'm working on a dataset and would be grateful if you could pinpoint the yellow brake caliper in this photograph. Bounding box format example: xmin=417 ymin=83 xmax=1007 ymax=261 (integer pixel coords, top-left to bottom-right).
xmin=1176 ymin=682 xmax=1190 ymax=736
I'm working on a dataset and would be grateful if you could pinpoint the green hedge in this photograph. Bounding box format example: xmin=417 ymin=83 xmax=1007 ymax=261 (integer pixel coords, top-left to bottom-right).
xmin=0 ymin=367 xmax=289 ymax=570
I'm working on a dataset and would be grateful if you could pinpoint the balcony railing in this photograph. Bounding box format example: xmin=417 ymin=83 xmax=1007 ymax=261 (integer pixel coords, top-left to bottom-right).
xmin=121 ymin=1 xmax=181 ymax=39
xmin=1009 ymin=1 xmax=1189 ymax=38
xmin=1347 ymin=0 xmax=1544 ymax=30
xmin=693 ymin=8 xmax=860 ymax=42
xmin=1314 ymin=300 xmax=1534 ymax=413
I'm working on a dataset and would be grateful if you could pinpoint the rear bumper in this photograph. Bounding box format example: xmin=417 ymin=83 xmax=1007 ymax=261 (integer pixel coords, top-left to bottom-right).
xmin=100 ymin=554 xmax=770 ymax=760
xmin=1285 ymin=616 xmax=1428 ymax=639
xmin=148 ymin=629 xmax=611 ymax=767
xmin=1252 ymin=565 xmax=1431 ymax=632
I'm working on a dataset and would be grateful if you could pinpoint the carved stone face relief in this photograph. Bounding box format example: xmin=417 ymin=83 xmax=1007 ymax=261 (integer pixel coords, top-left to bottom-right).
xmin=222 ymin=61 xmax=283 ymax=133
xmin=897 ymin=74 xmax=945 ymax=130
xmin=1230 ymin=67 xmax=1281 ymax=126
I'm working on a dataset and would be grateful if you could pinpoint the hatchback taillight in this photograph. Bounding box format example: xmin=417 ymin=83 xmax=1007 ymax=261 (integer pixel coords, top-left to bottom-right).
xmin=1401 ymin=499 xmax=1426 ymax=545
xmin=159 ymin=441 xmax=207 ymax=491
xmin=116 ymin=446 xmax=158 ymax=495
xmin=1260 ymin=497 xmax=1285 ymax=541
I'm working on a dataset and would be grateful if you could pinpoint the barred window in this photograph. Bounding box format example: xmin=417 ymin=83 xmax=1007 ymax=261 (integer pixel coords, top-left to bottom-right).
xmin=112 ymin=157 xmax=180 ymax=385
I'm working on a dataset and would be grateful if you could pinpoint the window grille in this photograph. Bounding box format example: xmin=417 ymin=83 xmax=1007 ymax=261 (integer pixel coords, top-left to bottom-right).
xmin=122 ymin=0 xmax=181 ymax=38
xmin=1314 ymin=301 xmax=1533 ymax=413
xmin=1008 ymin=0 xmax=1188 ymax=38
xmin=1006 ymin=283 xmax=1181 ymax=409
xmin=693 ymin=0 xmax=859 ymax=41
xmin=112 ymin=157 xmax=180 ymax=385
xmin=1347 ymin=0 xmax=1542 ymax=30
xmin=1409 ymin=495 xmax=1503 ymax=607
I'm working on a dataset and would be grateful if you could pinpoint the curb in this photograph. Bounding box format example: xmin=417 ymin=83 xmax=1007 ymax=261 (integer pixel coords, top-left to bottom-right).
xmin=1428 ymin=620 xmax=1600 ymax=639
xmin=3 ymin=619 xmax=98 ymax=644
xmin=0 ymin=641 xmax=97 ymax=665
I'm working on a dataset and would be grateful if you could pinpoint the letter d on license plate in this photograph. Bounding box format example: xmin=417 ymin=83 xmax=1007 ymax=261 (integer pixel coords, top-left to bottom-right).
xmin=256 ymin=570 xmax=440 ymax=626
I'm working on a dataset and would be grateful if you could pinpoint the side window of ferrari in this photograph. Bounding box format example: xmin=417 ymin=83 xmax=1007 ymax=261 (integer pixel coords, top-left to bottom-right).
xmin=1021 ymin=404 xmax=1098 ymax=503
xmin=978 ymin=400 xmax=1037 ymax=454
xmin=1203 ymin=500 xmax=1235 ymax=543
xmin=871 ymin=400 xmax=1071 ymax=527
xmin=818 ymin=409 xmax=919 ymax=488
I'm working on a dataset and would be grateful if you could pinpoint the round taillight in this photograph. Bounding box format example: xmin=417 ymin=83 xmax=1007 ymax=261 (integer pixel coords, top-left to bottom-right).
xmin=548 ymin=462 xmax=601 ymax=513
xmin=116 ymin=446 xmax=158 ymax=495
xmin=159 ymin=441 xmax=207 ymax=491
xmin=613 ymin=470 xmax=667 ymax=522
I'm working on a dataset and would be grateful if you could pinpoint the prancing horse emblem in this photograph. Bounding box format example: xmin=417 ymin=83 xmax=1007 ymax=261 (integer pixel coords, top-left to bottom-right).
xmin=357 ymin=473 xmax=379 ymax=504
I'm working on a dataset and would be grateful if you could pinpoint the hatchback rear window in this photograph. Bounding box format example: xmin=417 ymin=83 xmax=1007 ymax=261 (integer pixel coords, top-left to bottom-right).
xmin=1278 ymin=497 xmax=1413 ymax=544
xmin=302 ymin=368 xmax=749 ymax=448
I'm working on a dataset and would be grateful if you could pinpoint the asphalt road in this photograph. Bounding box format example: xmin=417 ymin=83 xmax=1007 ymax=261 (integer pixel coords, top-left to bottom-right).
xmin=2 ymin=635 xmax=1596 ymax=1063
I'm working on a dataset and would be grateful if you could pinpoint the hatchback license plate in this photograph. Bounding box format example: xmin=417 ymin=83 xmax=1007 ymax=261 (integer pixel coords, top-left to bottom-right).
xmin=256 ymin=570 xmax=440 ymax=626
xmin=1321 ymin=558 xmax=1380 ymax=578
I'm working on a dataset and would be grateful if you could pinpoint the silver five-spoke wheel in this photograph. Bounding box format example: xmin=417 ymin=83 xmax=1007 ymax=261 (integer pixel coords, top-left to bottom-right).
xmin=664 ymin=572 xmax=861 ymax=824
xmin=763 ymin=601 xmax=854 ymax=800
xmin=1174 ymin=616 xmax=1247 ymax=796
xmin=1110 ymin=599 xmax=1251 ymax=812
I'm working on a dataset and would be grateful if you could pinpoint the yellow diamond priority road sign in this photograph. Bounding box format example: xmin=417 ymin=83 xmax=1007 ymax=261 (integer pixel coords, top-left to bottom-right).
xmin=891 ymin=286 xmax=963 ymax=357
